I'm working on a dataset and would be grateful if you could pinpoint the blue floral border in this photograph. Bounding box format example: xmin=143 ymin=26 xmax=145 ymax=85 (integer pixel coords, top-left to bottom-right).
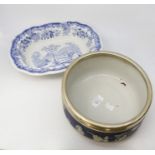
xmin=10 ymin=21 xmax=102 ymax=74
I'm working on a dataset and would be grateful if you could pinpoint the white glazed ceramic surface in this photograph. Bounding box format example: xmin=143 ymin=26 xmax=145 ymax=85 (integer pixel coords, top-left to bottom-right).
xmin=10 ymin=21 xmax=102 ymax=75
xmin=66 ymin=52 xmax=148 ymax=124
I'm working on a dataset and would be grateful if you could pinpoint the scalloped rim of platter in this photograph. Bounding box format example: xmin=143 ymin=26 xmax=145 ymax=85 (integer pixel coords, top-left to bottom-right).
xmin=10 ymin=21 xmax=102 ymax=76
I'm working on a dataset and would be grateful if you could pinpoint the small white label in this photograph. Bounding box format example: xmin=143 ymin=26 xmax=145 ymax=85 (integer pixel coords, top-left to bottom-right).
xmin=92 ymin=95 xmax=104 ymax=108
xmin=105 ymin=102 xmax=115 ymax=111
xmin=91 ymin=95 xmax=119 ymax=111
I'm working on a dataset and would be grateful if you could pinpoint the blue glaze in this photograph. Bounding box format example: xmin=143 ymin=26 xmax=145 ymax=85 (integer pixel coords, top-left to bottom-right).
xmin=64 ymin=108 xmax=141 ymax=142
xmin=10 ymin=21 xmax=102 ymax=75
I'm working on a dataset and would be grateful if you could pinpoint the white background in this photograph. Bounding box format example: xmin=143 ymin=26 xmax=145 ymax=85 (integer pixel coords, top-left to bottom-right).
xmin=0 ymin=4 xmax=155 ymax=149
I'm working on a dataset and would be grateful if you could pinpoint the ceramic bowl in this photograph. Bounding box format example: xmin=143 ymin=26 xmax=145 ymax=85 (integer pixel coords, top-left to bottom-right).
xmin=62 ymin=51 xmax=152 ymax=142
xmin=10 ymin=21 xmax=102 ymax=75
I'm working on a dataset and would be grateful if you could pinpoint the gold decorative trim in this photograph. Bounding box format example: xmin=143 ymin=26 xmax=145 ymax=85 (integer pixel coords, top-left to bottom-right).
xmin=62 ymin=51 xmax=153 ymax=133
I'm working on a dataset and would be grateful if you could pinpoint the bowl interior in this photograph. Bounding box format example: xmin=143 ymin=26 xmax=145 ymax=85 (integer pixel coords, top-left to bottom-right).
xmin=66 ymin=53 xmax=148 ymax=124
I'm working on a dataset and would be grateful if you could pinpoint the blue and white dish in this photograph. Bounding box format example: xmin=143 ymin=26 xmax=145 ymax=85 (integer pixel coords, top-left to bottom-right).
xmin=10 ymin=21 xmax=102 ymax=75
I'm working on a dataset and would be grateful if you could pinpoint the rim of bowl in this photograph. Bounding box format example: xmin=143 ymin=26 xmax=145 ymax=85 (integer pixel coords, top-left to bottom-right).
xmin=62 ymin=51 xmax=153 ymax=133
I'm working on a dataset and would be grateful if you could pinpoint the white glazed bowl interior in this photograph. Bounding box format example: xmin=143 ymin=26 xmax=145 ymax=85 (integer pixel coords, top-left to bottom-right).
xmin=66 ymin=53 xmax=148 ymax=124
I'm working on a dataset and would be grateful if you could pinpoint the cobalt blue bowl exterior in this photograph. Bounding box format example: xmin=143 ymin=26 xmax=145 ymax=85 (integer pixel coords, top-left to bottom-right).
xmin=64 ymin=107 xmax=141 ymax=142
